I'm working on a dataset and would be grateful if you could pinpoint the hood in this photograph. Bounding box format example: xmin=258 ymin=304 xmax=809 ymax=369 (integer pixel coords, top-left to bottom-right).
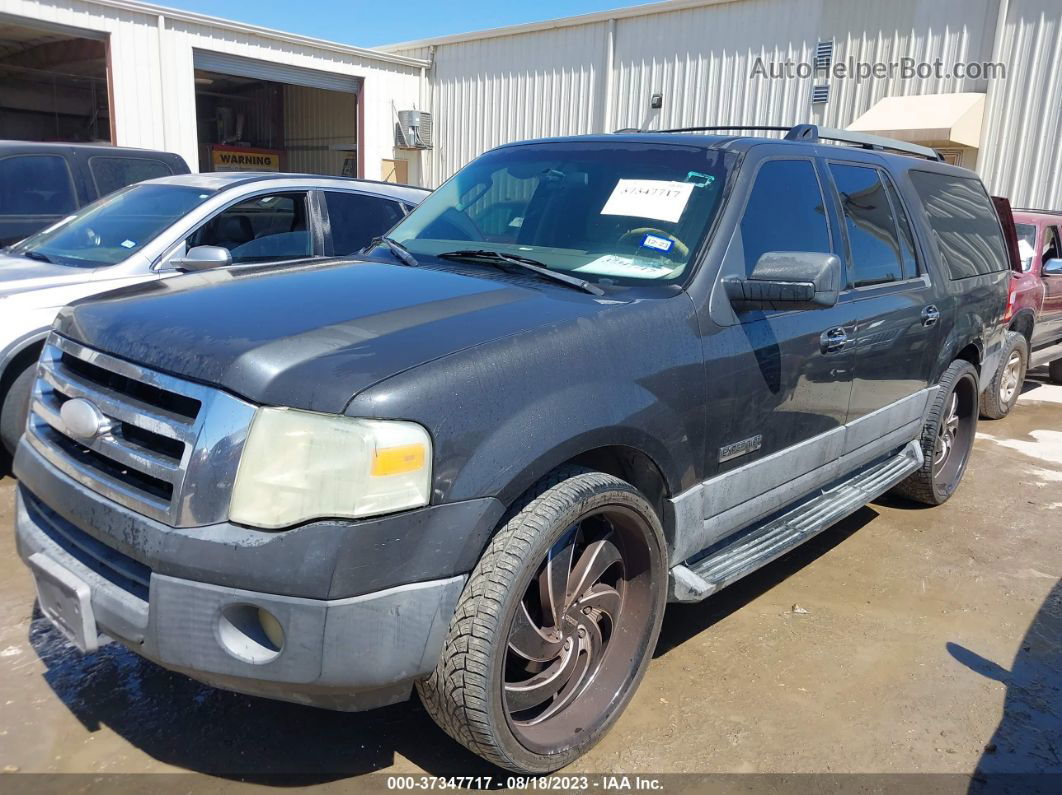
xmin=0 ymin=251 xmax=99 ymax=296
xmin=55 ymin=258 xmax=607 ymax=413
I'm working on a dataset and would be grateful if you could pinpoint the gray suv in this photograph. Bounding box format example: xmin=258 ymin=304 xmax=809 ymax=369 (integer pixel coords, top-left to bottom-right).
xmin=13 ymin=126 xmax=1009 ymax=773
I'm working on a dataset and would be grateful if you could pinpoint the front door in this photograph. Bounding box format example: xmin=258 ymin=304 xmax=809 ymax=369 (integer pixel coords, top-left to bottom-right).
xmin=1035 ymin=224 xmax=1062 ymax=347
xmin=826 ymin=162 xmax=938 ymax=454
xmin=697 ymin=155 xmax=856 ymax=548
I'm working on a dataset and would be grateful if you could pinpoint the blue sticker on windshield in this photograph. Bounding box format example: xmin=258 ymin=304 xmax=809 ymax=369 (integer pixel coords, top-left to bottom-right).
xmin=686 ymin=171 xmax=715 ymax=188
xmin=641 ymin=234 xmax=673 ymax=253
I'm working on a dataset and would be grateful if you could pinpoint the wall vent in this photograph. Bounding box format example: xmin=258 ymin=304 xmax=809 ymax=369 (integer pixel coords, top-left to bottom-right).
xmin=811 ymin=84 xmax=830 ymax=104
xmin=815 ymin=40 xmax=834 ymax=70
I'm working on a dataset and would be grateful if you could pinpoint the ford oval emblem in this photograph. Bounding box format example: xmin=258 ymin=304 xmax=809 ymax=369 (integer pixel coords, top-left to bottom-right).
xmin=60 ymin=398 xmax=111 ymax=442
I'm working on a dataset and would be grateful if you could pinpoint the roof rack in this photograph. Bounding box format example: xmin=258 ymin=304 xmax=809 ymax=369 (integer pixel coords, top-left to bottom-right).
xmin=618 ymin=123 xmax=944 ymax=162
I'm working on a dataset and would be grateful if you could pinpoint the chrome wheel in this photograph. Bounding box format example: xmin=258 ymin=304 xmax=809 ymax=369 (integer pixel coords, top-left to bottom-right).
xmin=999 ymin=351 xmax=1022 ymax=406
xmin=933 ymin=392 xmax=960 ymax=473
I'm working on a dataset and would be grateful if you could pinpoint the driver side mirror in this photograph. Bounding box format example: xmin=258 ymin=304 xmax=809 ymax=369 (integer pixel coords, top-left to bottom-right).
xmin=1043 ymin=257 xmax=1062 ymax=276
xmin=169 ymin=245 xmax=232 ymax=273
xmin=724 ymin=251 xmax=842 ymax=311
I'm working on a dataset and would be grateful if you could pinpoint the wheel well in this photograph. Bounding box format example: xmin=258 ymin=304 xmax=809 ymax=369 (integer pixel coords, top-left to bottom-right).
xmin=0 ymin=341 xmax=44 ymax=405
xmin=1009 ymin=312 xmax=1034 ymax=345
xmin=955 ymin=343 xmax=981 ymax=374
xmin=568 ymin=445 xmax=670 ymax=525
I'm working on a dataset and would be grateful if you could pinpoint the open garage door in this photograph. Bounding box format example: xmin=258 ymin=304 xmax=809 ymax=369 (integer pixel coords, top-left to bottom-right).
xmin=192 ymin=51 xmax=360 ymax=177
xmin=0 ymin=20 xmax=110 ymax=142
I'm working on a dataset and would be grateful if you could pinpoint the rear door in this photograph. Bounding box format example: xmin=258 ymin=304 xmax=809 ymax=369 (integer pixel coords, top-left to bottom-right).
xmin=826 ymin=161 xmax=940 ymax=455
xmin=321 ymin=190 xmax=408 ymax=256
xmin=1035 ymin=224 xmax=1062 ymax=345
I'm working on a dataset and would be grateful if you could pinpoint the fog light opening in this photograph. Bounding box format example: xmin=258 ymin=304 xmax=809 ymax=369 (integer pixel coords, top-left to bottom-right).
xmin=217 ymin=604 xmax=284 ymax=664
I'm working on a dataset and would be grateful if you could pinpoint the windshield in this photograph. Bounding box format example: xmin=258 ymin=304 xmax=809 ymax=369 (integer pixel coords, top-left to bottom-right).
xmin=387 ymin=141 xmax=735 ymax=285
xmin=1015 ymin=223 xmax=1037 ymax=272
xmin=10 ymin=183 xmax=215 ymax=268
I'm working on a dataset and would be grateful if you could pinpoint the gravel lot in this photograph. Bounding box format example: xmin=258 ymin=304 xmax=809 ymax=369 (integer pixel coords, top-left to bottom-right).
xmin=0 ymin=369 xmax=1059 ymax=787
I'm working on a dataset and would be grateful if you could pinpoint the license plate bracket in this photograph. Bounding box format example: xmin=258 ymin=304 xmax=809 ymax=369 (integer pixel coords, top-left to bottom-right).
xmin=28 ymin=553 xmax=100 ymax=654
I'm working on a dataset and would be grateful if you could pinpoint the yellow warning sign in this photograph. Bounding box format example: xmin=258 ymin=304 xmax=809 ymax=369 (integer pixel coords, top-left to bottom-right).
xmin=211 ymin=145 xmax=282 ymax=172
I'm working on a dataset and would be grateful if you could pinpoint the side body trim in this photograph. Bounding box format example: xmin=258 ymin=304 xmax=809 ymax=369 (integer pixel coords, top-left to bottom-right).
xmin=670 ymin=387 xmax=935 ymax=564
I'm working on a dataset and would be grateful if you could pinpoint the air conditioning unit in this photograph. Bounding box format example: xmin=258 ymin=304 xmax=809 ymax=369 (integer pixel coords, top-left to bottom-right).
xmin=395 ymin=110 xmax=433 ymax=149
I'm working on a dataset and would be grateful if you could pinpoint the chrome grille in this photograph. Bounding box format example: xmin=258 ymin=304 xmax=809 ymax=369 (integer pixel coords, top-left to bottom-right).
xmin=26 ymin=334 xmax=257 ymax=527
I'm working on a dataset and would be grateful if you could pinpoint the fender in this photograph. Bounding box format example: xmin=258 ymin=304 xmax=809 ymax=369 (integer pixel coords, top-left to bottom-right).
xmin=445 ymin=382 xmax=689 ymax=508
xmin=348 ymin=293 xmax=707 ymax=511
xmin=0 ymin=327 xmax=48 ymax=385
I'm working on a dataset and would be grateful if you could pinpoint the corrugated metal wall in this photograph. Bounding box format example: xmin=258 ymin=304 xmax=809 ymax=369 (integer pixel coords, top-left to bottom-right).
xmin=282 ymin=84 xmax=358 ymax=175
xmin=421 ymin=21 xmax=609 ymax=187
xmin=395 ymin=0 xmax=1061 ymax=207
xmin=979 ymin=0 xmax=1062 ymax=207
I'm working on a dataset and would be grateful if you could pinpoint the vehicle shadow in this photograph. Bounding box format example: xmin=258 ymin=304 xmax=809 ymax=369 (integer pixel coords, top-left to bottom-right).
xmin=948 ymin=579 xmax=1062 ymax=790
xmin=655 ymin=506 xmax=877 ymax=656
xmin=26 ymin=604 xmax=499 ymax=782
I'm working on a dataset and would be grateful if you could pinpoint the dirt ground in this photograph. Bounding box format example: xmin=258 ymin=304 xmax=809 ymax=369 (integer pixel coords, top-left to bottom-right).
xmin=0 ymin=370 xmax=1059 ymax=788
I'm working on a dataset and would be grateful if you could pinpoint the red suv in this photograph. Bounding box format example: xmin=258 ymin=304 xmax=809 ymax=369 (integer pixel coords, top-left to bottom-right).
xmin=981 ymin=208 xmax=1062 ymax=417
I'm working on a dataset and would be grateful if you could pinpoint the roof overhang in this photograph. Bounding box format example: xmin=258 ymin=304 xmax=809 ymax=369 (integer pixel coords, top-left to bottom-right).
xmin=847 ymin=92 xmax=986 ymax=149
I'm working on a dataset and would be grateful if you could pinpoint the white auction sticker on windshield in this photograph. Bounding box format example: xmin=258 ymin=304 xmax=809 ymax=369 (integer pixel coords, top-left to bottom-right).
xmin=600 ymin=179 xmax=694 ymax=223
xmin=573 ymin=255 xmax=674 ymax=280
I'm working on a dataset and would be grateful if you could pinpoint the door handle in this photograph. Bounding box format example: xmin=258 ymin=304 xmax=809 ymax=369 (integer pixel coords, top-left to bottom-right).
xmin=922 ymin=305 xmax=941 ymax=327
xmin=820 ymin=327 xmax=848 ymax=354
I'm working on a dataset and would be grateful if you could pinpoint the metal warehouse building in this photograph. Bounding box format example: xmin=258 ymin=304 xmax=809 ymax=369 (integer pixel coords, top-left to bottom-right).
xmin=1 ymin=0 xmax=1060 ymax=207
xmin=0 ymin=0 xmax=430 ymax=183
xmin=386 ymin=0 xmax=1062 ymax=207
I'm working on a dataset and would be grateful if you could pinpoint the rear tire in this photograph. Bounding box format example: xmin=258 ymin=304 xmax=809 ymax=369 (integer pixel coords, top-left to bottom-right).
xmin=980 ymin=331 xmax=1027 ymax=419
xmin=417 ymin=466 xmax=668 ymax=773
xmin=1049 ymin=357 xmax=1062 ymax=385
xmin=0 ymin=363 xmax=35 ymax=457
xmin=892 ymin=359 xmax=979 ymax=506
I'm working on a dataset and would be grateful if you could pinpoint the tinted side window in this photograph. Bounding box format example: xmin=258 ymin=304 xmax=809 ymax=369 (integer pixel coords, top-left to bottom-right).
xmin=909 ymin=171 xmax=1009 ymax=279
xmin=1015 ymin=223 xmax=1037 ymax=272
xmin=192 ymin=192 xmax=311 ymax=264
xmin=739 ymin=159 xmax=831 ymax=276
xmin=882 ymin=173 xmax=919 ymax=279
xmin=90 ymin=156 xmax=174 ymax=196
xmin=325 ymin=191 xmax=406 ymax=255
xmin=829 ymin=164 xmax=903 ymax=287
xmin=0 ymin=155 xmax=77 ymax=216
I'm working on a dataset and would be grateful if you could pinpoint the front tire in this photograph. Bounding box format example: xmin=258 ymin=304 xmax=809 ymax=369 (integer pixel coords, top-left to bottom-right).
xmin=417 ymin=467 xmax=668 ymax=773
xmin=1 ymin=363 xmax=35 ymax=457
xmin=980 ymin=331 xmax=1027 ymax=419
xmin=892 ymin=359 xmax=979 ymax=506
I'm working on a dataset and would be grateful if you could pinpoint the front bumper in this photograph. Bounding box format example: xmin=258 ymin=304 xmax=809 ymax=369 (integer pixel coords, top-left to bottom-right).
xmin=13 ymin=440 xmax=499 ymax=710
xmin=16 ymin=486 xmax=465 ymax=709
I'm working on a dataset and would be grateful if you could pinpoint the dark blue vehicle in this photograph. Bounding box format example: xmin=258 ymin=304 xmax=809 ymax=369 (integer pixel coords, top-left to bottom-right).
xmin=13 ymin=125 xmax=1010 ymax=773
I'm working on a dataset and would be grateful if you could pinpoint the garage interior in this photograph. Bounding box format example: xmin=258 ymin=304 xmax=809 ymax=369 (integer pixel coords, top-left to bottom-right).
xmin=0 ymin=21 xmax=110 ymax=142
xmin=194 ymin=60 xmax=360 ymax=177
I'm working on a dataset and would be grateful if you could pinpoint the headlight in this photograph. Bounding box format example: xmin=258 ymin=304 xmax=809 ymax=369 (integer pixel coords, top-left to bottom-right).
xmin=229 ymin=407 xmax=432 ymax=529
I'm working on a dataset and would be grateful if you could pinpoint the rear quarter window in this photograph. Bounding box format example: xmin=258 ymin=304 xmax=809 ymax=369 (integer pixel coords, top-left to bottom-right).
xmin=0 ymin=154 xmax=78 ymax=216
xmin=89 ymin=156 xmax=175 ymax=196
xmin=909 ymin=170 xmax=1008 ymax=279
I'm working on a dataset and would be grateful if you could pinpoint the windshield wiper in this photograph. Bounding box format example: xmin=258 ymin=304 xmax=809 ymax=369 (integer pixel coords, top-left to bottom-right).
xmin=21 ymin=250 xmax=53 ymax=263
xmin=437 ymin=249 xmax=604 ymax=296
xmin=368 ymin=236 xmax=418 ymax=267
